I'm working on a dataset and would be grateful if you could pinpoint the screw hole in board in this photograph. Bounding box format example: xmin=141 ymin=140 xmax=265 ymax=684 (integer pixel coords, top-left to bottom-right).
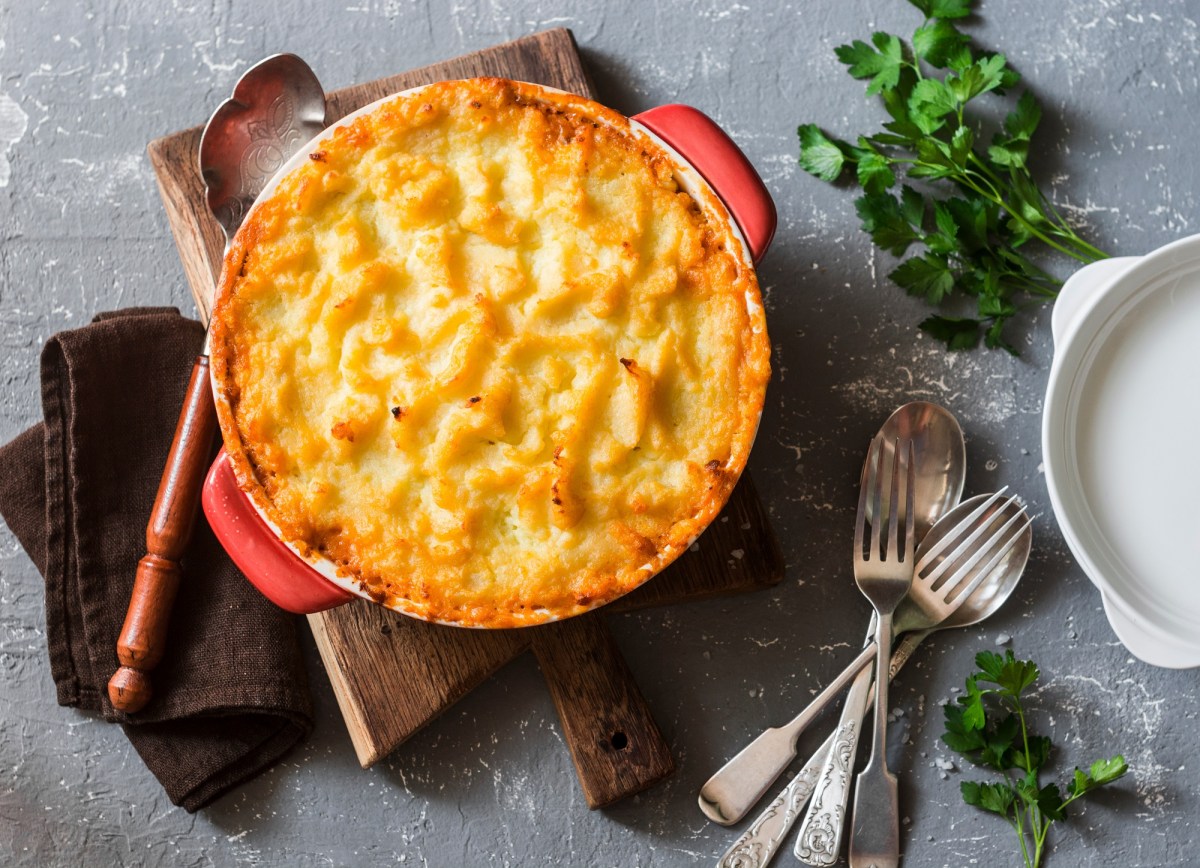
xmin=610 ymin=731 xmax=628 ymax=750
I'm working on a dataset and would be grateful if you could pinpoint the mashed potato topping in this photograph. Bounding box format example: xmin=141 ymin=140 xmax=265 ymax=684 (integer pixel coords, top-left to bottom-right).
xmin=210 ymin=78 xmax=770 ymax=626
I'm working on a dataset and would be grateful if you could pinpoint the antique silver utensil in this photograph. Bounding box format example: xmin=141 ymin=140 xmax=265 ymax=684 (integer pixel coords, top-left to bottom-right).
xmin=107 ymin=55 xmax=326 ymax=713
xmin=797 ymin=490 xmax=1030 ymax=866
xmin=846 ymin=435 xmax=916 ymax=868
xmin=716 ymin=491 xmax=1031 ymax=868
xmin=867 ymin=402 xmax=965 ymax=540
xmin=699 ymin=404 xmax=966 ymax=826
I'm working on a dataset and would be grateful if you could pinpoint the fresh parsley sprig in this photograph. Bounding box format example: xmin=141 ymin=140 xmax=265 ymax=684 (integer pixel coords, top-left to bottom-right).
xmin=942 ymin=650 xmax=1128 ymax=867
xmin=797 ymin=0 xmax=1109 ymax=352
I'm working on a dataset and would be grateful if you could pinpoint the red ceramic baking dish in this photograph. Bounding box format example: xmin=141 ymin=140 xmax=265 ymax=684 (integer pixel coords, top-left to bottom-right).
xmin=201 ymin=81 xmax=777 ymax=624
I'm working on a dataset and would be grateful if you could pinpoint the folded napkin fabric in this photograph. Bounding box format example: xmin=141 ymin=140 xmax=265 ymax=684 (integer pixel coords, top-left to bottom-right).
xmin=0 ymin=307 xmax=312 ymax=812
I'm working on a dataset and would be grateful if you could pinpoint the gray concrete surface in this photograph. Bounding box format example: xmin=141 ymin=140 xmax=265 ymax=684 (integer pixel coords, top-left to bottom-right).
xmin=1 ymin=0 xmax=1197 ymax=865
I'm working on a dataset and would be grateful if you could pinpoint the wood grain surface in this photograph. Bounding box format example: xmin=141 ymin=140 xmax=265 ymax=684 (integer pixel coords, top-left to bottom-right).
xmin=108 ymin=353 xmax=219 ymax=713
xmin=147 ymin=27 xmax=783 ymax=808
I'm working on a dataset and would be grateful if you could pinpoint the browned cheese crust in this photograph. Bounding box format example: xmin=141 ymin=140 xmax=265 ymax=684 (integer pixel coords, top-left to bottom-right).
xmin=210 ymin=78 xmax=771 ymax=627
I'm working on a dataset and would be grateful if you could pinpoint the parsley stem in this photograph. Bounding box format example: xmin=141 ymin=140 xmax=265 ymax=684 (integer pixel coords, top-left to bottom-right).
xmin=1012 ymin=696 xmax=1046 ymax=867
xmin=961 ymin=153 xmax=1106 ymax=264
xmin=1004 ymin=273 xmax=1059 ymax=299
xmin=1007 ymin=771 xmax=1034 ymax=868
xmin=1033 ymin=817 xmax=1050 ymax=867
xmin=951 ymin=167 xmax=1097 ymax=264
xmin=1031 ymin=184 xmax=1109 ymax=261
xmin=1049 ymin=226 xmax=1108 ymax=262
xmin=1010 ymin=816 xmax=1033 ymax=868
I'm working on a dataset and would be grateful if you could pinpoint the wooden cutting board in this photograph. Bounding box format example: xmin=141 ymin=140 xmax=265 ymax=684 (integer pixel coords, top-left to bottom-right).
xmin=147 ymin=28 xmax=783 ymax=809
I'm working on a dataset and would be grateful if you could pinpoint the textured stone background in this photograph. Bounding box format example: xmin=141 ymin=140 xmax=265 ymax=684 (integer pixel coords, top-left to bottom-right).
xmin=1 ymin=0 xmax=1197 ymax=865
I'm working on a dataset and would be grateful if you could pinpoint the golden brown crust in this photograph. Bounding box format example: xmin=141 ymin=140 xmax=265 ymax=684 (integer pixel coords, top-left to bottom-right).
xmin=210 ymin=78 xmax=770 ymax=627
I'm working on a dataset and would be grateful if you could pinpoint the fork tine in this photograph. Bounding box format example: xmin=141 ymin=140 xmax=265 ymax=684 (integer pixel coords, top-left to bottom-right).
xmin=943 ymin=510 xmax=1031 ymax=605
xmin=934 ymin=503 xmax=1027 ymax=601
xmin=920 ymin=493 xmax=1022 ymax=591
xmin=903 ymin=439 xmax=916 ymax=565
xmin=869 ymin=434 xmax=887 ymax=561
xmin=854 ymin=436 xmax=876 ymax=563
xmin=885 ymin=437 xmax=901 ymax=562
xmin=914 ymin=487 xmax=1011 ymax=577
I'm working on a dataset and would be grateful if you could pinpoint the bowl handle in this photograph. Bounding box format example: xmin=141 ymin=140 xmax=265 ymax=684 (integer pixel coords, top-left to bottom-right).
xmin=1052 ymin=257 xmax=1138 ymax=346
xmin=1100 ymin=592 xmax=1200 ymax=669
xmin=633 ymin=104 xmax=776 ymax=263
xmin=202 ymin=448 xmax=355 ymax=614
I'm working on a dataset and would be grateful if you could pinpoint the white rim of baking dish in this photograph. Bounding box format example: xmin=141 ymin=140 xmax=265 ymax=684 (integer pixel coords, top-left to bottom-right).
xmin=209 ymin=79 xmax=767 ymax=626
xmin=1043 ymin=234 xmax=1200 ymax=666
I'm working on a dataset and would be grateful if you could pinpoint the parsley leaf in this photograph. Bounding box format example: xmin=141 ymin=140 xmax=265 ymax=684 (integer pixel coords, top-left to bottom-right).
xmin=857 ymin=150 xmax=897 ymax=193
xmin=943 ymin=648 xmax=1129 ymax=867
xmin=962 ymin=780 xmax=1015 ymax=816
xmin=909 ymin=78 xmax=957 ymax=134
xmin=797 ymin=124 xmax=847 ymax=181
xmin=907 ymin=0 xmax=974 ymax=19
xmin=1068 ymin=756 xmax=1129 ymax=797
xmin=920 ymin=315 xmax=981 ymax=349
xmin=990 ymin=92 xmax=1043 ymax=168
xmin=796 ymin=0 xmax=1109 ymax=353
xmin=891 ymin=254 xmax=955 ymax=302
xmin=913 ymin=19 xmax=971 ymax=67
xmin=948 ymin=54 xmax=1008 ymax=102
xmin=855 ymin=192 xmax=921 ymax=256
xmin=1005 ymin=89 xmax=1042 ymax=139
xmin=835 ymin=32 xmax=907 ymax=95
xmin=975 ymin=649 xmax=1040 ymax=697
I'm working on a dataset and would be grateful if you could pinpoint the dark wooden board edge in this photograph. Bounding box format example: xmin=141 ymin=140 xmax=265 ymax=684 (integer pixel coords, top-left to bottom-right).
xmin=531 ymin=617 xmax=675 ymax=808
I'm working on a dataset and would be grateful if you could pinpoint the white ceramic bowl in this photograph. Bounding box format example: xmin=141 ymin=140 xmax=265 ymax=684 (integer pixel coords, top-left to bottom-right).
xmin=1043 ymin=237 xmax=1200 ymax=667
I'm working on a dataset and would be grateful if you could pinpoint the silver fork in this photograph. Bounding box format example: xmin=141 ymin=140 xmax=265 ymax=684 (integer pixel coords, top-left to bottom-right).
xmin=847 ymin=435 xmax=915 ymax=868
xmin=794 ymin=490 xmax=1031 ymax=867
xmin=719 ymin=492 xmax=1033 ymax=868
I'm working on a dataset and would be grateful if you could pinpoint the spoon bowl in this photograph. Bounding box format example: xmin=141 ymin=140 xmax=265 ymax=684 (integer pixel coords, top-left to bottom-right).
xmin=199 ymin=53 xmax=327 ymax=244
xmin=874 ymin=402 xmax=966 ymax=541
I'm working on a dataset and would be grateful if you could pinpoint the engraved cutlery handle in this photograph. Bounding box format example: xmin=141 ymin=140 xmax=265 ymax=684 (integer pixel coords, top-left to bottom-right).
xmin=794 ymin=655 xmax=874 ymax=865
xmin=699 ymin=642 xmax=876 ymax=825
xmin=715 ymin=736 xmax=833 ymax=868
xmin=711 ymin=630 xmax=933 ymax=868
xmin=810 ymin=630 xmax=931 ymax=867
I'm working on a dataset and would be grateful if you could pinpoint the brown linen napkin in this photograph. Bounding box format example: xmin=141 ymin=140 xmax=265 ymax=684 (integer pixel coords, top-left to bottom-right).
xmin=0 ymin=307 xmax=313 ymax=812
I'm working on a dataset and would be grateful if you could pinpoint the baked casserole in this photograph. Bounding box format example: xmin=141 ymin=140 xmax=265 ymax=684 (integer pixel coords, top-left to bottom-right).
xmin=209 ymin=78 xmax=771 ymax=627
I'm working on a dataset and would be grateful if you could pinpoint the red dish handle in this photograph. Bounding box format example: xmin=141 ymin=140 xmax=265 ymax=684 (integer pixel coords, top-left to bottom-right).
xmin=202 ymin=448 xmax=355 ymax=614
xmin=633 ymin=104 xmax=776 ymax=264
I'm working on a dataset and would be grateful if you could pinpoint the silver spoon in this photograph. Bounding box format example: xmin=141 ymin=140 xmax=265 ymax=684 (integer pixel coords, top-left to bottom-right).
xmin=819 ymin=490 xmax=1027 ymax=867
xmin=717 ymin=492 xmax=1032 ymax=868
xmin=869 ymin=402 xmax=966 ymax=540
xmin=699 ymin=402 xmax=966 ymax=825
xmin=107 ymin=55 xmax=326 ymax=713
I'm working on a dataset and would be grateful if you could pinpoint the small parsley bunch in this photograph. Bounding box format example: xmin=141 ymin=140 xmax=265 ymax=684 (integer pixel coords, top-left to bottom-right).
xmin=942 ymin=650 xmax=1128 ymax=867
xmin=797 ymin=0 xmax=1109 ymax=352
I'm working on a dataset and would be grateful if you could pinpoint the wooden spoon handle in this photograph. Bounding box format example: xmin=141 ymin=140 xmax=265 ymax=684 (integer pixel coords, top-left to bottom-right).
xmin=531 ymin=614 xmax=675 ymax=808
xmin=107 ymin=354 xmax=218 ymax=713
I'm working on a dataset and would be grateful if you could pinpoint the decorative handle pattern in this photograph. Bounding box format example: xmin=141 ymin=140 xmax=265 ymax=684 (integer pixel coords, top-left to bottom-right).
xmin=699 ymin=642 xmax=874 ymax=825
xmin=794 ymin=656 xmax=874 ymax=865
xmin=716 ymin=737 xmax=832 ymax=868
xmin=711 ymin=629 xmax=934 ymax=868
